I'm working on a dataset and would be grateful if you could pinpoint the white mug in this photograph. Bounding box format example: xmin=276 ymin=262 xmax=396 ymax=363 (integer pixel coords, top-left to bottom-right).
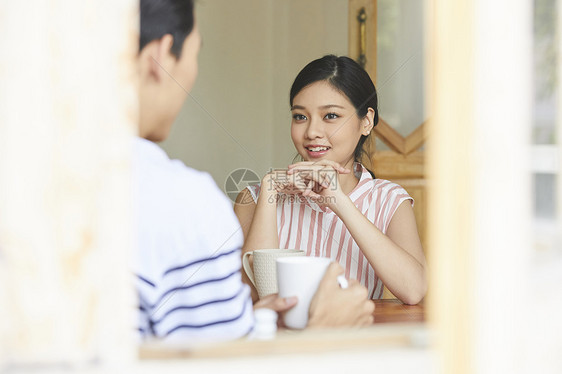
xmin=242 ymin=249 xmax=305 ymax=298
xmin=276 ymin=256 xmax=331 ymax=329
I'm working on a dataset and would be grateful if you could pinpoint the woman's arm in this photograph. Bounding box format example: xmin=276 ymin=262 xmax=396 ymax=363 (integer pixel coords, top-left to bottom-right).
xmin=287 ymin=161 xmax=427 ymax=305
xmin=333 ymin=196 xmax=427 ymax=305
xmin=234 ymin=176 xmax=280 ymax=302
xmin=234 ymin=174 xmax=280 ymax=253
xmin=234 ymin=188 xmax=258 ymax=243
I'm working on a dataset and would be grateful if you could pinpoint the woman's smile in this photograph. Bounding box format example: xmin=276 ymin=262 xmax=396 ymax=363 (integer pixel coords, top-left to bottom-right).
xmin=304 ymin=144 xmax=331 ymax=158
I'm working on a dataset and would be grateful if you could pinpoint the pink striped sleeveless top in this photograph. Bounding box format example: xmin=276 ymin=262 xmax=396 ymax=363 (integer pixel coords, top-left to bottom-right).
xmin=246 ymin=163 xmax=413 ymax=299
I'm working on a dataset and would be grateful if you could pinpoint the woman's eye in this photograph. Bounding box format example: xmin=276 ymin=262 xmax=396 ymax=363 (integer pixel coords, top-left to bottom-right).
xmin=292 ymin=114 xmax=307 ymax=121
xmin=325 ymin=113 xmax=339 ymax=120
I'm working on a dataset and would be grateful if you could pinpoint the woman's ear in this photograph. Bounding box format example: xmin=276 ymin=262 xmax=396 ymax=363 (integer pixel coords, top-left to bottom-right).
xmin=361 ymin=107 xmax=376 ymax=136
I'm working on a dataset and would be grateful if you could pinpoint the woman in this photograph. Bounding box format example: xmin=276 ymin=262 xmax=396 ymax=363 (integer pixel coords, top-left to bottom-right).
xmin=235 ymin=55 xmax=427 ymax=305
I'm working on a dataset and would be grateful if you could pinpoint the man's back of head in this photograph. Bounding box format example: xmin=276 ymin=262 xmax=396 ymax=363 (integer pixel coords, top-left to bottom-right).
xmin=138 ymin=0 xmax=200 ymax=142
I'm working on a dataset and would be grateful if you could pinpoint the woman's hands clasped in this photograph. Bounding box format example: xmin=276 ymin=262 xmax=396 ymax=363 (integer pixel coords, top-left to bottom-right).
xmin=263 ymin=160 xmax=351 ymax=210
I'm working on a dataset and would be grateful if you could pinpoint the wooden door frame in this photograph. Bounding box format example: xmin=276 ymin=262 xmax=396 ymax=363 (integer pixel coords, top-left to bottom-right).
xmin=348 ymin=0 xmax=429 ymax=259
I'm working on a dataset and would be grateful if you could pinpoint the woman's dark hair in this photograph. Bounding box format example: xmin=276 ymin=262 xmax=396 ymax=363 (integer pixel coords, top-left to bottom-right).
xmin=140 ymin=0 xmax=195 ymax=58
xmin=290 ymin=55 xmax=378 ymax=176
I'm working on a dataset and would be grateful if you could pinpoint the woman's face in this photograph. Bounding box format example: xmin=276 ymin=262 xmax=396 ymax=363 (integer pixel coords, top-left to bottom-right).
xmin=290 ymin=81 xmax=370 ymax=168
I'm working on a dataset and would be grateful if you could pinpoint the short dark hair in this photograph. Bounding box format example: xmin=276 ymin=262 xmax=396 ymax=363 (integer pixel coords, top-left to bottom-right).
xmin=140 ymin=0 xmax=195 ymax=58
xmin=290 ymin=55 xmax=379 ymax=168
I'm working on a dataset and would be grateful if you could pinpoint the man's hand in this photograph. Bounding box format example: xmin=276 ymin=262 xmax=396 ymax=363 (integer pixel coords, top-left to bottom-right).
xmin=308 ymin=262 xmax=375 ymax=327
xmin=253 ymin=293 xmax=298 ymax=312
xmin=253 ymin=293 xmax=298 ymax=328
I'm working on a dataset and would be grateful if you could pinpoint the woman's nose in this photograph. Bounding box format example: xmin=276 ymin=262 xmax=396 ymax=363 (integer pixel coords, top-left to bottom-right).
xmin=305 ymin=118 xmax=324 ymax=139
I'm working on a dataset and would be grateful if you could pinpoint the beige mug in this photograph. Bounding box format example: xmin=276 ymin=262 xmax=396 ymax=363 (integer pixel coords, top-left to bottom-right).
xmin=242 ymin=249 xmax=305 ymax=298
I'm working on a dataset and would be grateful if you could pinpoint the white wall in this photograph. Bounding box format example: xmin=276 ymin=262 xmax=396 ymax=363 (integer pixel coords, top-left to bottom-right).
xmin=271 ymin=0 xmax=349 ymax=169
xmin=160 ymin=0 xmax=348 ymax=196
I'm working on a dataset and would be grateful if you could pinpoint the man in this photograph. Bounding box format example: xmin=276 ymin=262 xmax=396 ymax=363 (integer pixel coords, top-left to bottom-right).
xmin=133 ymin=0 xmax=374 ymax=341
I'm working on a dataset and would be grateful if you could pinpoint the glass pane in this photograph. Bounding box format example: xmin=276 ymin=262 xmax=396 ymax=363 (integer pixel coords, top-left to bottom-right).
xmin=532 ymin=0 xmax=559 ymax=255
xmin=533 ymin=0 xmax=558 ymax=144
xmin=534 ymin=173 xmax=557 ymax=219
xmin=376 ymin=0 xmax=427 ymax=149
xmin=532 ymin=0 xmax=558 ymax=223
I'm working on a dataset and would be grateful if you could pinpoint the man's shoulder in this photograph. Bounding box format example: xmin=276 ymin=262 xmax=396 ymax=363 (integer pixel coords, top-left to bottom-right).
xmin=132 ymin=138 xmax=243 ymax=278
xmin=133 ymin=137 xmax=226 ymax=203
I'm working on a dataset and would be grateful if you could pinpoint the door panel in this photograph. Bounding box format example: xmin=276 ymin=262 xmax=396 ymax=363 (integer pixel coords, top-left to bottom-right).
xmin=349 ymin=0 xmax=428 ymax=299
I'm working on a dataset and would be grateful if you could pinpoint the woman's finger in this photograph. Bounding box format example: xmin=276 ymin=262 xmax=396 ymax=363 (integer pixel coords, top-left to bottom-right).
xmin=289 ymin=160 xmax=350 ymax=174
xmin=307 ymin=190 xmax=324 ymax=200
xmin=302 ymin=179 xmax=314 ymax=197
xmin=287 ymin=161 xmax=315 ymax=168
xmin=317 ymin=160 xmax=351 ymax=174
xmin=288 ymin=164 xmax=349 ymax=177
xmin=294 ymin=167 xmax=334 ymax=187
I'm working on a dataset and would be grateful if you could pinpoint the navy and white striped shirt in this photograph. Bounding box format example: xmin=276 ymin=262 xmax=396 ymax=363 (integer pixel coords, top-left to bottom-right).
xmin=132 ymin=138 xmax=254 ymax=343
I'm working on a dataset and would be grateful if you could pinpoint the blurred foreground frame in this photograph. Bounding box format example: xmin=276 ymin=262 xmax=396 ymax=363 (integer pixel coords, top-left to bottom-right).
xmin=0 ymin=0 xmax=138 ymax=367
